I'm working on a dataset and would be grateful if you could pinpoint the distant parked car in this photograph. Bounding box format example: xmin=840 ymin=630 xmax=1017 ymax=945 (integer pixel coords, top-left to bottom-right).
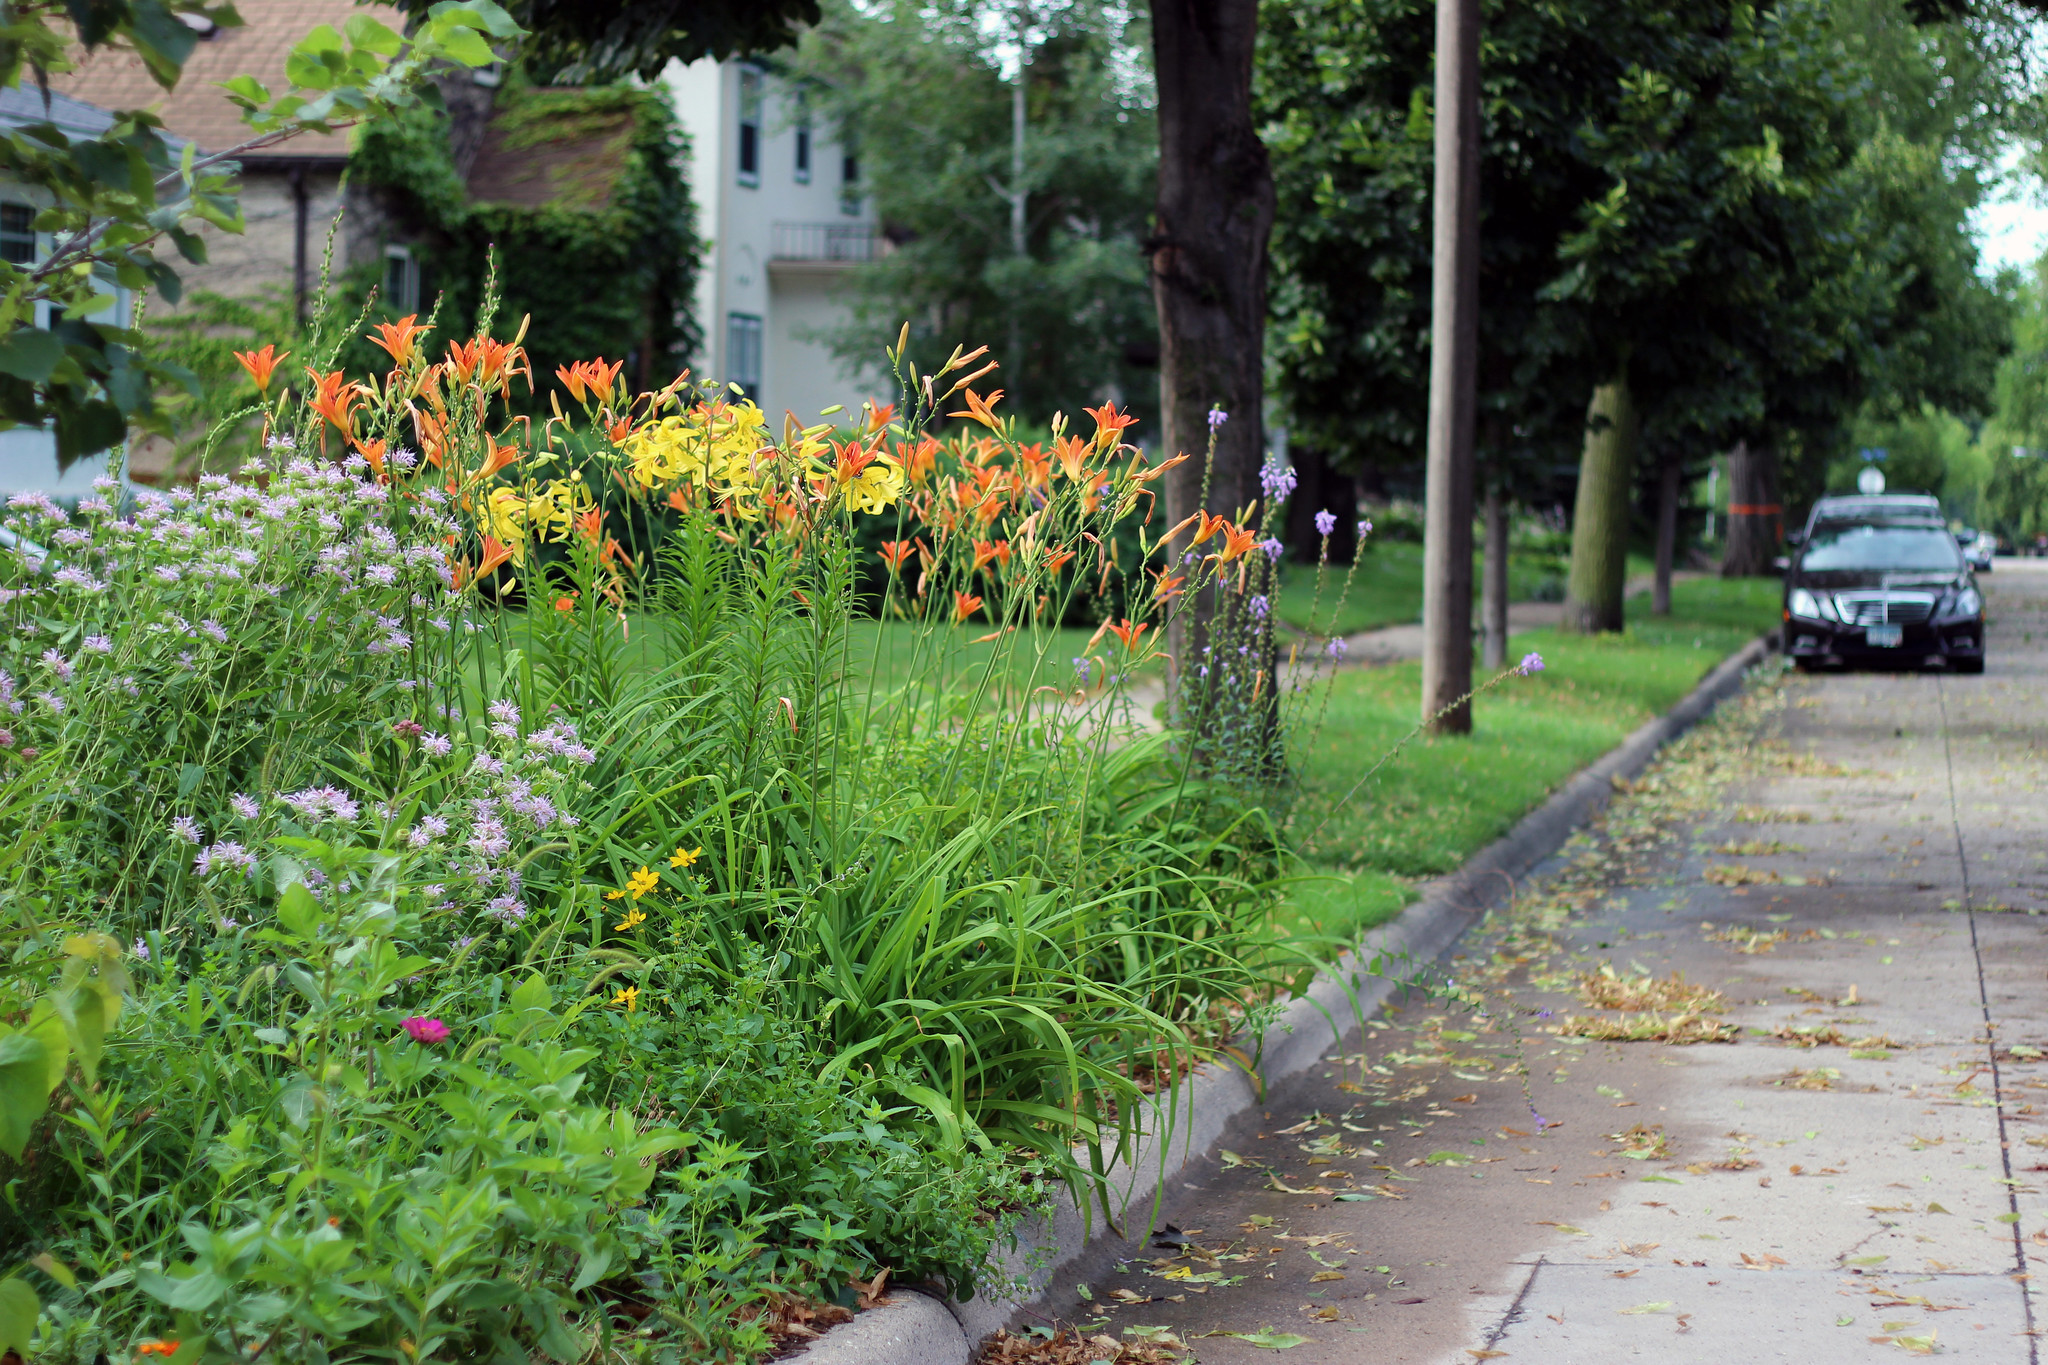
xmin=1961 ymin=529 xmax=1996 ymax=572
xmin=1783 ymin=506 xmax=1984 ymax=674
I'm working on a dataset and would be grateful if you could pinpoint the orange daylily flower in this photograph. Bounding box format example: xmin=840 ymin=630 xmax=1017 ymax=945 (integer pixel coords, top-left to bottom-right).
xmin=896 ymin=436 xmax=940 ymax=486
xmin=1190 ymin=510 xmax=1231 ymax=547
xmin=971 ymin=539 xmax=1012 ymax=575
xmin=305 ymin=368 xmax=361 ymax=437
xmin=573 ymin=507 xmax=604 ymax=544
xmin=353 ymin=437 xmax=387 ymax=478
xmin=1043 ymin=546 xmax=1076 ymax=574
xmin=1129 ymin=450 xmax=1192 ymax=484
xmin=1105 ymin=618 xmax=1150 ymax=652
xmin=1016 ymin=442 xmax=1051 ymax=489
xmin=554 ymin=594 xmax=578 ymax=612
xmin=947 ymin=387 xmax=1005 ymax=431
xmin=367 ymin=315 xmax=426 ymax=368
xmin=1084 ymin=400 xmax=1139 ymax=451
xmin=952 ymin=590 xmax=985 ymax=623
xmin=1150 ymin=566 xmax=1185 ymax=603
xmin=864 ymin=400 xmax=896 ymax=434
xmin=665 ymin=487 xmax=692 ymax=512
xmin=477 ymin=535 xmax=515 ymax=577
xmin=878 ymin=539 xmax=918 ymax=572
xmin=482 ymin=440 xmax=521 ymax=477
xmin=833 ymin=437 xmax=880 ymax=484
xmin=1052 ymin=434 xmax=1091 ymax=481
xmin=1215 ymin=522 xmax=1259 ymax=563
xmin=556 ymin=357 xmax=625 ymax=404
xmin=234 ymin=344 xmax=286 ymax=391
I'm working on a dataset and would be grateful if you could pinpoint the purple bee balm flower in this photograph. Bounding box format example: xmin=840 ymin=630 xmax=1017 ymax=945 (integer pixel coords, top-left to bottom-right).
xmin=391 ymin=718 xmax=424 ymax=739
xmin=231 ymin=792 xmax=260 ymax=820
xmin=1260 ymin=537 xmax=1284 ymax=562
xmin=422 ymin=732 xmax=452 ymax=756
xmin=1206 ymin=405 xmax=1228 ymax=432
xmin=1517 ymin=651 xmax=1545 ymax=676
xmin=1249 ymin=594 xmax=1269 ymax=620
xmin=400 ymin=1016 xmax=450 ymax=1045
xmin=1314 ymin=510 xmax=1337 ymax=537
xmin=171 ymin=816 xmax=203 ymax=844
xmin=82 ymin=635 xmax=112 ymax=654
xmin=132 ymin=937 xmax=149 ymax=962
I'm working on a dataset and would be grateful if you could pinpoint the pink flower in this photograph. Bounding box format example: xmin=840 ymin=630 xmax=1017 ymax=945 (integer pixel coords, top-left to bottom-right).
xmin=400 ymin=1016 xmax=450 ymax=1045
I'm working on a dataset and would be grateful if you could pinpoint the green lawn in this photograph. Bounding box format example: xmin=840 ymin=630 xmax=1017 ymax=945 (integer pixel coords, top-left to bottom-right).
xmin=1268 ymin=542 xmax=1664 ymax=638
xmin=1270 ymin=576 xmax=1780 ymax=944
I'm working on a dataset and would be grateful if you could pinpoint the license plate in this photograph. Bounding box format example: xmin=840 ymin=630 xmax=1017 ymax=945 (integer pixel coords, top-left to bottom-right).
xmin=1867 ymin=624 xmax=1903 ymax=648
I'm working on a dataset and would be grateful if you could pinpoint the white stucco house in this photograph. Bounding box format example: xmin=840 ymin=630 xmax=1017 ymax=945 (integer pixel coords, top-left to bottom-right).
xmin=662 ymin=58 xmax=881 ymax=425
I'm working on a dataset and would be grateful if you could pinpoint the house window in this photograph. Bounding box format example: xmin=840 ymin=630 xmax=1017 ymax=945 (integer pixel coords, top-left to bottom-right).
xmin=726 ymin=313 xmax=762 ymax=406
xmin=839 ymin=145 xmax=861 ymax=215
xmin=794 ymin=92 xmax=811 ymax=184
xmin=383 ymin=245 xmax=419 ymax=314
xmin=0 ymin=204 xmax=35 ymax=266
xmin=737 ymin=68 xmax=763 ymax=187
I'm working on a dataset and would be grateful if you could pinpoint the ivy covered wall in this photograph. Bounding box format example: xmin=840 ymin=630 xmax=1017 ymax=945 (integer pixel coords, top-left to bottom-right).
xmin=349 ymin=78 xmax=702 ymax=406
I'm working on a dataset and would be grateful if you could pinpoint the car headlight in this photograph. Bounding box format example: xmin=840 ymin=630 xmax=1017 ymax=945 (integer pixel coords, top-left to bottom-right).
xmin=1788 ymin=588 xmax=1828 ymax=620
xmin=1951 ymin=587 xmax=1982 ymax=618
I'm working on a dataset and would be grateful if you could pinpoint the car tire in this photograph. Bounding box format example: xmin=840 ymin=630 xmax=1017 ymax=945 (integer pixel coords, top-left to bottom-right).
xmin=1952 ymin=657 xmax=1985 ymax=675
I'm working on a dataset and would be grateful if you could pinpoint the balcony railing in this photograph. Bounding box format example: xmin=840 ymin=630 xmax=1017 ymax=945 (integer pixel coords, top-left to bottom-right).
xmin=770 ymin=221 xmax=876 ymax=263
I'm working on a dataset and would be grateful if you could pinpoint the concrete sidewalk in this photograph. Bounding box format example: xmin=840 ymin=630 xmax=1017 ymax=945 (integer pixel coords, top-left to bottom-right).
xmin=1042 ymin=561 xmax=2048 ymax=1362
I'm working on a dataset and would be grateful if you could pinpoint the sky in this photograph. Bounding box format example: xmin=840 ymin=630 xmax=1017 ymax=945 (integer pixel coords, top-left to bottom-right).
xmin=1973 ymin=166 xmax=2048 ymax=275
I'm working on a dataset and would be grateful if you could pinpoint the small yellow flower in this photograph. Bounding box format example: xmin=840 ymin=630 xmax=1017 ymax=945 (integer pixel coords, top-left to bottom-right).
xmin=626 ymin=865 xmax=659 ymax=899
xmin=614 ymin=907 xmax=647 ymax=932
xmin=603 ymin=888 xmax=626 ymax=901
xmin=669 ymin=845 xmax=701 ymax=870
xmin=612 ymin=985 xmax=639 ymax=1012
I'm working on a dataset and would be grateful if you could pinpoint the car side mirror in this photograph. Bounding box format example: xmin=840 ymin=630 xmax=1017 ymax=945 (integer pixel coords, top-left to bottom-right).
xmin=1773 ymin=555 xmax=1791 ymax=572
xmin=1785 ymin=530 xmax=1806 ymax=548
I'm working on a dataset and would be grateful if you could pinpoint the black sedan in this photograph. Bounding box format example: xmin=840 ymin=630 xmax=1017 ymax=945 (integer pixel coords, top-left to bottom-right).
xmin=1782 ymin=518 xmax=1984 ymax=674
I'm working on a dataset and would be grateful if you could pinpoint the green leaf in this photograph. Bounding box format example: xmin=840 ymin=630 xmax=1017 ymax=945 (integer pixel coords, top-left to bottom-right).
xmin=277 ymin=882 xmax=321 ymax=938
xmin=1208 ymin=1330 xmax=1310 ymax=1349
xmin=177 ymin=762 xmax=204 ymax=797
xmin=1641 ymin=1175 xmax=1682 ymax=1184
xmin=1617 ymin=1301 xmax=1675 ymax=1316
xmin=0 ymin=1277 xmax=37 ymax=1356
xmin=1995 ymin=1212 xmax=2021 ymax=1224
xmin=343 ymin=15 xmax=403 ymax=56
xmin=0 ymin=329 xmax=65 ymax=383
xmin=0 ymin=1028 xmax=58 ymax=1159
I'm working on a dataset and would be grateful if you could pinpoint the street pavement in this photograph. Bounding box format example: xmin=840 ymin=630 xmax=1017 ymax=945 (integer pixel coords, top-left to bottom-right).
xmin=1046 ymin=559 xmax=2048 ymax=1362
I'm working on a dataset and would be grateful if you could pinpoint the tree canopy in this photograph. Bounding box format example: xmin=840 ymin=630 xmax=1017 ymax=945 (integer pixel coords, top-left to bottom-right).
xmin=790 ymin=0 xmax=1159 ymax=424
xmin=388 ymin=0 xmax=821 ymax=81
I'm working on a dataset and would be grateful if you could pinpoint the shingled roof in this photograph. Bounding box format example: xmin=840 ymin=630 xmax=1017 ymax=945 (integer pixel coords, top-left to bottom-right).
xmin=464 ymin=97 xmax=636 ymax=212
xmin=43 ymin=1 xmax=381 ymax=159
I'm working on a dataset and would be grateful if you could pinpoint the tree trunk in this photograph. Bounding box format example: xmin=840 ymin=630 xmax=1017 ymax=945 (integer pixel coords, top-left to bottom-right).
xmin=1721 ymin=438 xmax=1782 ymax=577
xmin=1420 ymin=0 xmax=1480 ymax=733
xmin=1482 ymin=483 xmax=1508 ymax=671
xmin=1562 ymin=371 xmax=1637 ymax=634
xmin=1152 ymin=0 xmax=1276 ymax=696
xmin=1653 ymin=453 xmax=1679 ymax=616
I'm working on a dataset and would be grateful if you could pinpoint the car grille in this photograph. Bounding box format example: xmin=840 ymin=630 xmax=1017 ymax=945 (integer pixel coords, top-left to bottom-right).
xmin=1832 ymin=591 xmax=1935 ymax=626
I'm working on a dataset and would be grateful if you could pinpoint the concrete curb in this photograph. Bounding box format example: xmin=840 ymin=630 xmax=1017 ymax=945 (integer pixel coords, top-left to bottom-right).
xmin=788 ymin=633 xmax=1776 ymax=1363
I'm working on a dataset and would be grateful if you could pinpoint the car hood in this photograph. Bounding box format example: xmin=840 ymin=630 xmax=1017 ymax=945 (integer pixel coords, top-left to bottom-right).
xmin=1792 ymin=568 xmax=1966 ymax=592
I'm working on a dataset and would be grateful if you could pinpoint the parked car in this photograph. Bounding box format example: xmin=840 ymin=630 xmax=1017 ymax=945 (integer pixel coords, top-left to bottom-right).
xmin=1962 ymin=529 xmax=1997 ymax=572
xmin=1782 ymin=508 xmax=1984 ymax=674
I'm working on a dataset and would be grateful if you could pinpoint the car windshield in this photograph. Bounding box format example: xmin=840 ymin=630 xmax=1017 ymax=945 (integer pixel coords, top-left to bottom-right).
xmin=1801 ymin=523 xmax=1962 ymax=572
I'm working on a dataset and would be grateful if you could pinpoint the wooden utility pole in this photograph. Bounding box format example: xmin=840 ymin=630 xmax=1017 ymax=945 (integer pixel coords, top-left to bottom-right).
xmin=1420 ymin=0 xmax=1480 ymax=732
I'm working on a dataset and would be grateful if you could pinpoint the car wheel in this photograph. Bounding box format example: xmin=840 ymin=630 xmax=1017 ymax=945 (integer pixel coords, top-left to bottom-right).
xmin=1952 ymin=657 xmax=1985 ymax=675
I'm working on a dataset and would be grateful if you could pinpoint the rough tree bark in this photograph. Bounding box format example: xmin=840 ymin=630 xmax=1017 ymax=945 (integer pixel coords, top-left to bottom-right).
xmin=1721 ymin=438 xmax=1782 ymax=577
xmin=1481 ymin=483 xmax=1508 ymax=670
xmin=1420 ymin=0 xmax=1480 ymax=733
xmin=1562 ymin=371 xmax=1637 ymax=634
xmin=1152 ymin=0 xmax=1276 ymax=694
xmin=1653 ymin=453 xmax=1680 ymax=616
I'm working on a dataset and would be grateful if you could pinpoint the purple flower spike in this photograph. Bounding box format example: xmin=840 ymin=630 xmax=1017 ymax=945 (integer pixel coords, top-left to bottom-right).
xmin=1517 ymin=651 xmax=1545 ymax=676
xmin=1249 ymin=594 xmax=1269 ymax=620
xmin=1260 ymin=537 xmax=1285 ymax=562
xmin=1207 ymin=405 xmax=1228 ymax=432
xmin=1358 ymin=518 xmax=1374 ymax=538
xmin=1314 ymin=509 xmax=1337 ymax=537
xmin=1325 ymin=637 xmax=1347 ymax=660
